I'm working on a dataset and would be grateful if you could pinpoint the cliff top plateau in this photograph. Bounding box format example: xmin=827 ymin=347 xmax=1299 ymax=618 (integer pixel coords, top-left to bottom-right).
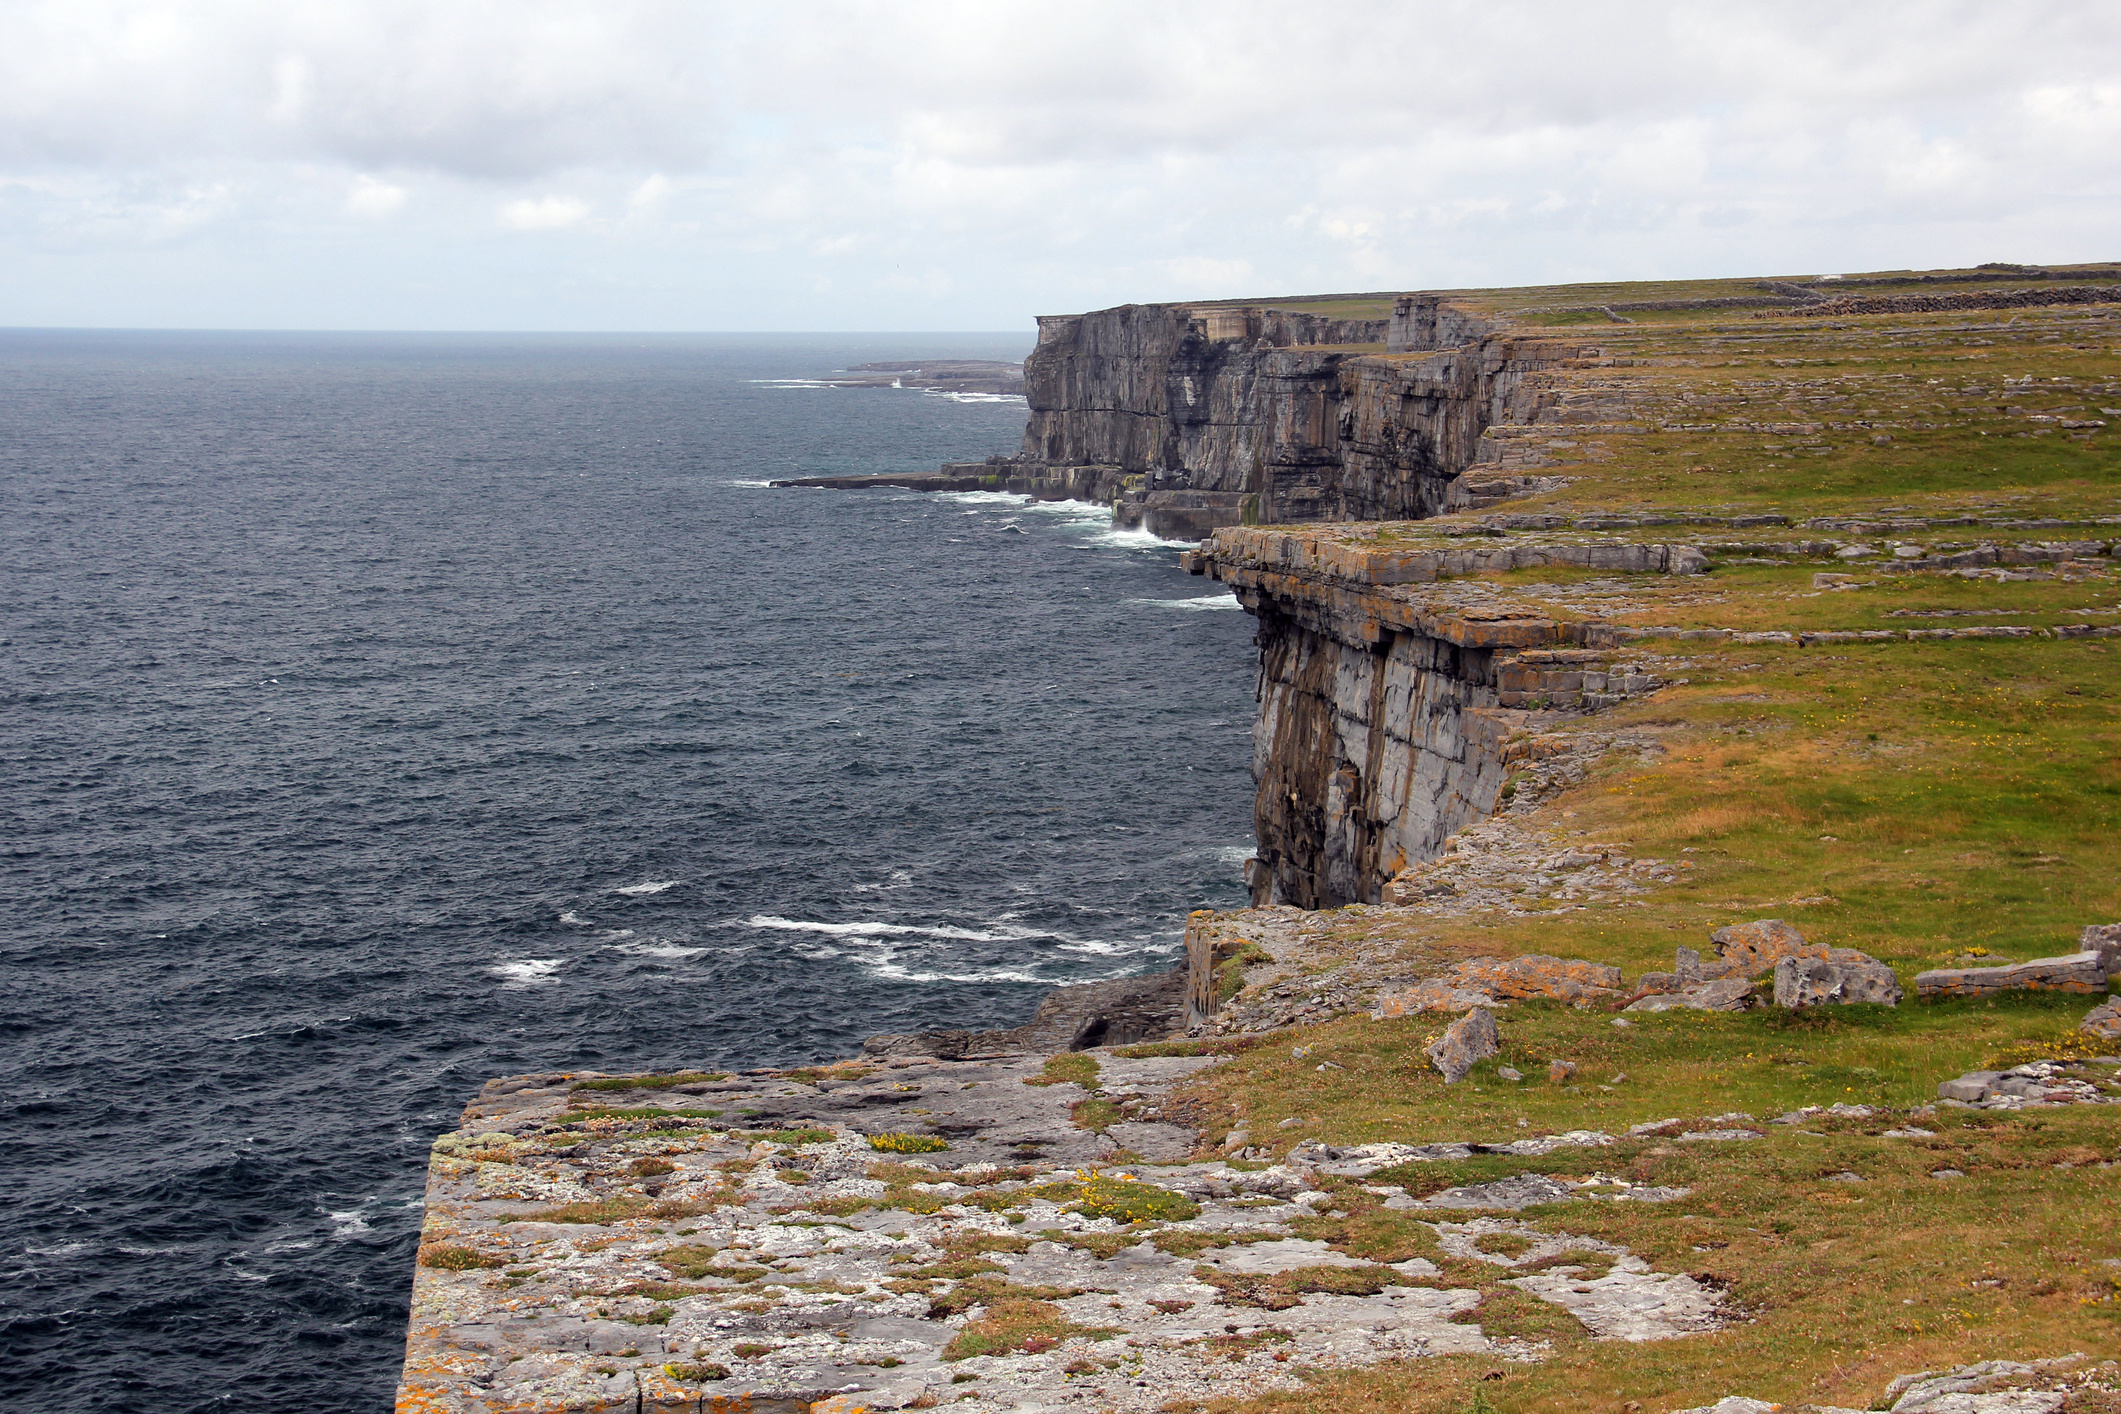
xmin=404 ymin=265 xmax=2121 ymax=1414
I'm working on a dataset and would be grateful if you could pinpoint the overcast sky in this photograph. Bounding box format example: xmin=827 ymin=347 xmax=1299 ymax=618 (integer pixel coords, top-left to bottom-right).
xmin=4 ymin=1 xmax=2117 ymax=331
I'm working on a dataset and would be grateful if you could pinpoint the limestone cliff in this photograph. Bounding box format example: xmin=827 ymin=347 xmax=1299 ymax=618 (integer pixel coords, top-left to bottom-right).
xmin=1186 ymin=526 xmax=1698 ymax=908
xmin=990 ymin=296 xmax=1583 ymax=538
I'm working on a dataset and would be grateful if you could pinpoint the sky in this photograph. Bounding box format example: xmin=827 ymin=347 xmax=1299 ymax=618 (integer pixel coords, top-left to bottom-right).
xmin=3 ymin=0 xmax=2118 ymax=332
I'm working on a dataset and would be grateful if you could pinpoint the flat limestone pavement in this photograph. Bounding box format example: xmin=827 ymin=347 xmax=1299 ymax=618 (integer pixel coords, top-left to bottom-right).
xmin=395 ymin=1054 xmax=1731 ymax=1414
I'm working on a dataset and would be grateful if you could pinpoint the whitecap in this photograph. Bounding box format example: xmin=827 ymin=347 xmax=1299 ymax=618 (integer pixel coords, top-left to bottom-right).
xmin=558 ymin=911 xmax=593 ymax=925
xmin=748 ymin=378 xmax=835 ymax=389
xmin=724 ymin=478 xmax=775 ymax=488
xmin=613 ymin=880 xmax=679 ymax=895
xmin=26 ymin=1242 xmax=90 ymax=1258
xmin=1054 ymin=940 xmax=1146 ymax=956
xmin=326 ymin=1209 xmax=372 ymax=1238
xmin=613 ymin=940 xmax=711 ymax=960
xmin=745 ymin=914 xmax=1047 ymax=944
xmin=860 ymin=962 xmax=1050 ymax=984
xmin=492 ymin=958 xmax=563 ymax=986
xmin=1129 ymin=593 xmax=1241 ymax=610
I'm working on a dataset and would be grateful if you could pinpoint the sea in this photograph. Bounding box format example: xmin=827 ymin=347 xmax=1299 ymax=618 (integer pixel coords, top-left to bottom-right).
xmin=0 ymin=330 xmax=1259 ymax=1413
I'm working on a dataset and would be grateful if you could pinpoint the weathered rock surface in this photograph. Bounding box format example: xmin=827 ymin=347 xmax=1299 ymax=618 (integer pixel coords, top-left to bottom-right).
xmin=1626 ymin=977 xmax=1756 ymax=1013
xmin=1774 ymin=950 xmax=1904 ymax=1008
xmin=2082 ymin=996 xmax=2121 ymax=1040
xmin=1427 ymin=1007 xmax=1500 ymax=1083
xmin=2080 ymin=922 xmax=2121 ymax=977
xmin=1376 ymin=953 xmax=1626 ymax=1016
xmin=399 ymin=1062 xmax=1727 ymax=1414
xmin=866 ymin=967 xmax=1188 ymax=1057
xmin=1933 ymin=1058 xmax=2121 ymax=1108
xmin=1913 ymin=952 xmax=2107 ymax=999
xmin=1712 ymin=918 xmax=1827 ymax=978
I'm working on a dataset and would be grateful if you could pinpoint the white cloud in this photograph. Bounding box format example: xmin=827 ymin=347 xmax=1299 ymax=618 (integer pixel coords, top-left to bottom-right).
xmin=0 ymin=0 xmax=2115 ymax=328
xmin=345 ymin=175 xmax=407 ymax=218
xmin=497 ymin=194 xmax=589 ymax=231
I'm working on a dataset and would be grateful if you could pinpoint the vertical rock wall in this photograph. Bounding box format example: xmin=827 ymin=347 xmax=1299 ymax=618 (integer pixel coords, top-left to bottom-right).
xmin=1245 ymin=603 xmax=1510 ymax=907
xmin=1011 ymin=298 xmax=1584 ymax=536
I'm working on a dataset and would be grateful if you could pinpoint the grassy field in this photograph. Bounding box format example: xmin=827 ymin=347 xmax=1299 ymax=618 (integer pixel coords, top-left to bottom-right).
xmin=1160 ymin=269 xmax=2121 ymax=1414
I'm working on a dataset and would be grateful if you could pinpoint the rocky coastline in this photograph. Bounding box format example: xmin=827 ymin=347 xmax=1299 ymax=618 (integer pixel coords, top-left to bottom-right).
xmin=401 ymin=265 xmax=2121 ymax=1413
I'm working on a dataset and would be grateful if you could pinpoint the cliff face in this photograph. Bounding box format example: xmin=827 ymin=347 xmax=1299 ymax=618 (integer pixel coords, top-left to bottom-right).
xmin=1004 ymin=298 xmax=1581 ymax=538
xmin=1187 ymin=527 xmax=1696 ymax=907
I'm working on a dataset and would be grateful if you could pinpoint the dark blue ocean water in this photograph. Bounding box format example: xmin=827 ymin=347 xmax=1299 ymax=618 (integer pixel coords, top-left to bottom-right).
xmin=0 ymin=331 xmax=1259 ymax=1413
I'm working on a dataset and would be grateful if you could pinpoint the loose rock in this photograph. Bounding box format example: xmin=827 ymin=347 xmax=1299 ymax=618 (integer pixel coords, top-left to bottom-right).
xmin=1914 ymin=952 xmax=2107 ymax=999
xmin=1711 ymin=918 xmax=1826 ymax=977
xmin=1773 ymin=949 xmax=1904 ymax=1007
xmin=1427 ymin=1007 xmax=1501 ymax=1083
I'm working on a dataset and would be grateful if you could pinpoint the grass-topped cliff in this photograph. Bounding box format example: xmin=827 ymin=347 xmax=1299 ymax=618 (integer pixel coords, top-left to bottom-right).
xmin=1172 ymin=264 xmax=2121 ymax=1414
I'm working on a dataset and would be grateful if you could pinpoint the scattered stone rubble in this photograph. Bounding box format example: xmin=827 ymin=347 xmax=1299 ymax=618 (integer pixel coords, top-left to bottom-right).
xmin=1934 ymin=1058 xmax=2121 ymax=1110
xmin=397 ymin=1060 xmax=1731 ymax=1414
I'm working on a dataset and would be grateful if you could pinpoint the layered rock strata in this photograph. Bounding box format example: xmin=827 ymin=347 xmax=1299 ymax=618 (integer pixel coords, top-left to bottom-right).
xmin=1183 ymin=526 xmax=1695 ymax=907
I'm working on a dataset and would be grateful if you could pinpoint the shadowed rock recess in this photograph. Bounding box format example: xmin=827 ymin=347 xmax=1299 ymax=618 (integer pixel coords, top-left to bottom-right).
xmin=409 ymin=263 xmax=2121 ymax=1412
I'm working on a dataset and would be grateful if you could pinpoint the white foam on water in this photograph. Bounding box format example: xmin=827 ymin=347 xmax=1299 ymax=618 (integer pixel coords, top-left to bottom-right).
xmin=491 ymin=958 xmax=564 ymax=987
xmin=925 ymin=390 xmax=1028 ymax=405
xmin=1215 ymin=844 xmax=1257 ymax=867
xmin=724 ymin=478 xmax=775 ymax=488
xmin=743 ymin=914 xmax=1041 ymax=943
xmin=27 ymin=1242 xmax=90 ymax=1258
xmin=597 ymin=929 xmax=636 ymax=940
xmin=326 ymin=1209 xmax=372 ymax=1238
xmin=558 ymin=911 xmax=593 ymax=925
xmin=1055 ymin=940 xmax=1145 ymax=956
xmin=859 ymin=961 xmax=1049 ymax=985
xmin=613 ymin=939 xmax=710 ymax=960
xmin=613 ymin=879 xmax=679 ymax=895
xmin=748 ymin=378 xmax=836 ymax=389
xmin=937 ymin=490 xmax=1032 ymax=508
xmin=1129 ymin=593 xmax=1242 ymax=611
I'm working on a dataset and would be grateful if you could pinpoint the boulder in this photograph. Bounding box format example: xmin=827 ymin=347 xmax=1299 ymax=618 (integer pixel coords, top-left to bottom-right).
xmin=1375 ymin=981 xmax=1496 ymax=1016
xmin=1377 ymin=953 xmax=1625 ymax=1015
xmin=1676 ymin=945 xmax=1746 ymax=986
xmin=1625 ymin=977 xmax=1755 ymax=1013
xmin=1773 ymin=949 xmax=1904 ymax=1007
xmin=2080 ymin=922 xmax=2121 ymax=977
xmin=1936 ymin=1071 xmax=2001 ymax=1103
xmin=1913 ymin=951 xmax=2107 ymax=999
xmin=1426 ymin=1007 xmax=1499 ymax=1083
xmin=1454 ymin=954 xmax=1625 ymax=1005
xmin=1711 ymin=918 xmax=1828 ymax=977
xmin=2082 ymin=996 xmax=2121 ymax=1041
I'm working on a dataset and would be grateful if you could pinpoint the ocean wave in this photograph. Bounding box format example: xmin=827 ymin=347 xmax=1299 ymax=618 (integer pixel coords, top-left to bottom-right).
xmin=1129 ymin=593 xmax=1241 ymax=610
xmin=558 ymin=910 xmax=593 ymax=925
xmin=923 ymin=391 xmax=1028 ymax=405
xmin=857 ymin=961 xmax=1050 ymax=984
xmin=613 ymin=879 xmax=680 ymax=895
xmin=742 ymin=914 xmax=1043 ymax=943
xmin=612 ymin=939 xmax=711 ymax=960
xmin=491 ymin=958 xmax=563 ymax=987
xmin=723 ymin=478 xmax=775 ymax=488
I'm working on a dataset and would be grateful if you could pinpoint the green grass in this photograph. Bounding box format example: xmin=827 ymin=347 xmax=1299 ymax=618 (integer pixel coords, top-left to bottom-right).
xmin=1024 ymin=1053 xmax=1100 ymax=1088
xmin=868 ymin=1131 xmax=950 ymax=1153
xmin=570 ymin=1071 xmax=727 ymax=1091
